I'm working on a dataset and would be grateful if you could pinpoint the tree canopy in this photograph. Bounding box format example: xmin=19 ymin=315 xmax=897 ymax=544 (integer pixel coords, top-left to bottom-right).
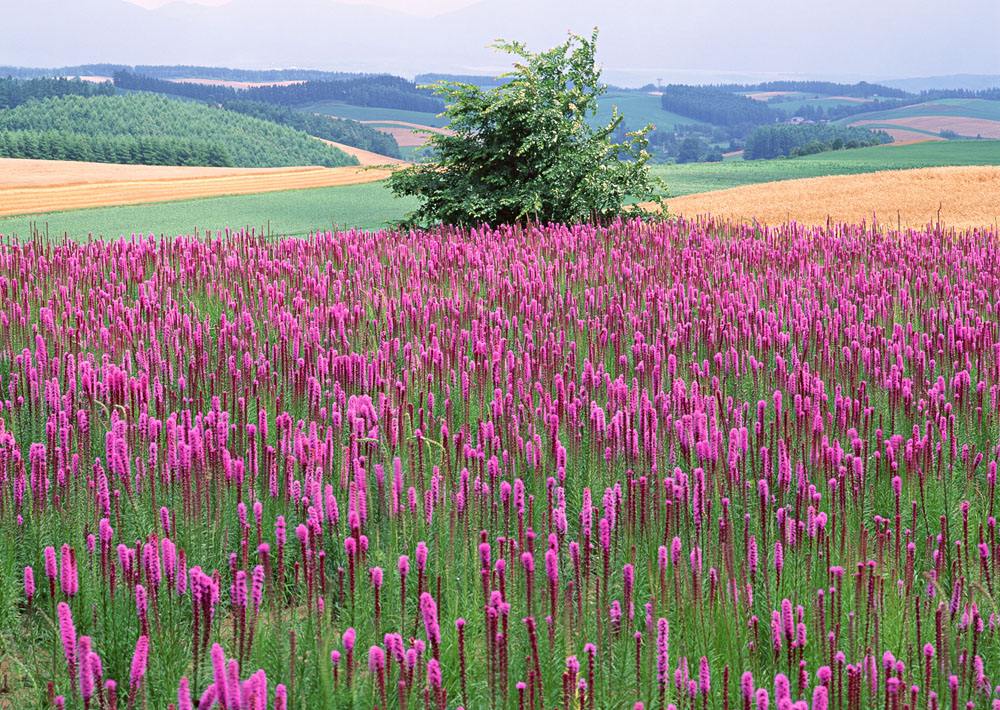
xmin=389 ymin=31 xmax=663 ymax=226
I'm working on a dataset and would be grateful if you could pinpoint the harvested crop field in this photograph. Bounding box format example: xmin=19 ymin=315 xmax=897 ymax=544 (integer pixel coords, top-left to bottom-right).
xmin=359 ymin=120 xmax=453 ymax=146
xmin=744 ymin=90 xmax=797 ymax=100
xmin=0 ymin=158 xmax=395 ymax=216
xmin=313 ymin=138 xmax=407 ymax=166
xmin=656 ymin=165 xmax=1000 ymax=228
xmin=0 ymin=158 xmax=301 ymax=189
xmin=359 ymin=119 xmax=452 ymax=133
xmin=877 ymin=128 xmax=945 ymax=145
xmin=374 ymin=126 xmax=433 ymax=147
xmin=853 ymin=115 xmax=1000 ymax=138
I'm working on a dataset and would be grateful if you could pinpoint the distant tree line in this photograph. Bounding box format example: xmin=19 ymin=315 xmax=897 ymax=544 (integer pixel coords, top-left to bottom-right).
xmin=661 ymin=82 xmax=926 ymax=126
xmin=221 ymin=100 xmax=401 ymax=158
xmin=130 ymin=65 xmax=361 ymax=82
xmin=647 ymin=123 xmax=731 ymax=163
xmin=0 ymin=76 xmax=114 ymax=109
xmin=114 ymin=71 xmax=444 ymax=113
xmin=660 ymin=85 xmax=780 ymax=133
xmin=0 ymin=64 xmax=130 ymax=79
xmin=792 ymin=98 xmax=922 ymax=122
xmin=0 ymin=130 xmax=231 ymax=166
xmin=0 ymin=64 xmax=363 ymax=81
xmin=414 ymin=73 xmax=508 ymax=88
xmin=717 ymin=80 xmax=912 ymax=99
xmin=744 ymin=124 xmax=890 ymax=159
xmin=0 ymin=93 xmax=357 ymax=168
xmin=918 ymin=87 xmax=1000 ymax=101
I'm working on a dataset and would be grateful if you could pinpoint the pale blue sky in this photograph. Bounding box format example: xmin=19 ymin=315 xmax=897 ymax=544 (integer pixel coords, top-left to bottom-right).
xmin=7 ymin=0 xmax=999 ymax=82
xmin=126 ymin=0 xmax=479 ymax=13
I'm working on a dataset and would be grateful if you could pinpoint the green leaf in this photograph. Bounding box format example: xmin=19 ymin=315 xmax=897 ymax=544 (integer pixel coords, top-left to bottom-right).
xmin=389 ymin=29 xmax=666 ymax=227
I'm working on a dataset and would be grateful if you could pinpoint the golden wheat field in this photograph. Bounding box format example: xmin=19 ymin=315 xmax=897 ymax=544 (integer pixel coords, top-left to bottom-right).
xmin=0 ymin=158 xmax=395 ymax=216
xmin=655 ymin=166 xmax=1000 ymax=229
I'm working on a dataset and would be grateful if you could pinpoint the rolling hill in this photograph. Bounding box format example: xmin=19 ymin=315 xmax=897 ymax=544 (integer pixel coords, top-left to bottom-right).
xmin=0 ymin=93 xmax=357 ymax=167
xmin=839 ymin=98 xmax=1000 ymax=143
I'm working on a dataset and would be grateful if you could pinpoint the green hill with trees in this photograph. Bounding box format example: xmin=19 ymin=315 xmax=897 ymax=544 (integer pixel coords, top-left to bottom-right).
xmin=0 ymin=92 xmax=357 ymax=167
xmin=0 ymin=76 xmax=115 ymax=108
xmin=221 ymin=100 xmax=401 ymax=158
xmin=114 ymin=71 xmax=443 ymax=113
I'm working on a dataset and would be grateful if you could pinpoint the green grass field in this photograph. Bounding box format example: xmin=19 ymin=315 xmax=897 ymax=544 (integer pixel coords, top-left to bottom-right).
xmin=652 ymin=140 xmax=1000 ymax=195
xmin=0 ymin=182 xmax=417 ymax=240
xmin=302 ymin=101 xmax=449 ymax=127
xmin=592 ymin=90 xmax=708 ymax=132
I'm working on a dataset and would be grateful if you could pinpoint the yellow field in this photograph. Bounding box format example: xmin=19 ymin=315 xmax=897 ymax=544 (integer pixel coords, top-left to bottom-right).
xmin=654 ymin=166 xmax=1000 ymax=229
xmin=0 ymin=158 xmax=395 ymax=217
xmin=876 ymin=129 xmax=945 ymax=146
xmin=313 ymin=140 xmax=406 ymax=166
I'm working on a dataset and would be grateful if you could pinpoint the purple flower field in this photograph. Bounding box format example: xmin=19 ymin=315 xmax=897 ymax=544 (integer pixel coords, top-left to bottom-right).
xmin=1 ymin=217 xmax=998 ymax=709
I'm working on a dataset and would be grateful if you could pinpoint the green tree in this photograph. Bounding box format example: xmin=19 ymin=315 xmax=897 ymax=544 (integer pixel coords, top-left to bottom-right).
xmin=389 ymin=31 xmax=664 ymax=226
xmin=676 ymin=136 xmax=704 ymax=163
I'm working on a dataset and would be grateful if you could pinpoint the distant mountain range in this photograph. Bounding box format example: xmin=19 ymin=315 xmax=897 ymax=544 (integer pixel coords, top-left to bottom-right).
xmin=4 ymin=0 xmax=999 ymax=86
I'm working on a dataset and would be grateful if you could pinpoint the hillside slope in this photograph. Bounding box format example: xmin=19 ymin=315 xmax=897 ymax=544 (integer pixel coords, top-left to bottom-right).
xmin=0 ymin=93 xmax=357 ymax=167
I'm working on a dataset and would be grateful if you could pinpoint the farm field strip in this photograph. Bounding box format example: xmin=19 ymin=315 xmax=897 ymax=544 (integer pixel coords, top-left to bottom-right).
xmin=650 ymin=140 xmax=1000 ymax=196
xmin=0 ymin=182 xmax=416 ymax=239
xmin=0 ymin=162 xmax=395 ymax=217
xmin=852 ymin=115 xmax=1000 ymax=139
xmin=860 ymin=126 xmax=946 ymax=145
xmin=838 ymin=98 xmax=1000 ymax=124
xmin=360 ymin=121 xmax=453 ymax=147
xmin=358 ymin=120 xmax=452 ymax=134
xmin=0 ymin=158 xmax=310 ymax=189
xmin=312 ymin=138 xmax=407 ymax=166
xmin=656 ymin=165 xmax=1000 ymax=228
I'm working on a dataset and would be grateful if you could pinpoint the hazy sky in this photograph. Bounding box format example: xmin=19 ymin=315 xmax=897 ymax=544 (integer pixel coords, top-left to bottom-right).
xmin=126 ymin=0 xmax=479 ymax=13
xmin=8 ymin=0 xmax=999 ymax=82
